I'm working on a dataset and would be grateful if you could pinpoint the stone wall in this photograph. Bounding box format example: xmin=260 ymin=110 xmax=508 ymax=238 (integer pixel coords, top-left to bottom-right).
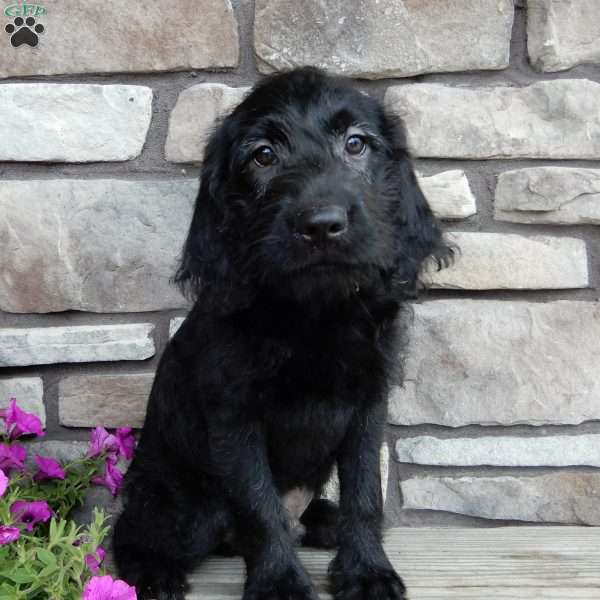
xmin=0 ymin=0 xmax=599 ymax=527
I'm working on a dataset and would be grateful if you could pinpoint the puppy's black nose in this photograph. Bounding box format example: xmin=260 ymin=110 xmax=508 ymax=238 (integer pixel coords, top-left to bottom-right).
xmin=296 ymin=206 xmax=348 ymax=242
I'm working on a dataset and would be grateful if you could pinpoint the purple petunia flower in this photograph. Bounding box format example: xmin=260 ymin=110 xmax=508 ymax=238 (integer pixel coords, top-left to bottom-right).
xmin=85 ymin=546 xmax=107 ymax=574
xmin=0 ymin=526 xmax=20 ymax=545
xmin=0 ymin=442 xmax=26 ymax=473
xmin=115 ymin=428 xmax=136 ymax=460
xmin=33 ymin=455 xmax=66 ymax=482
xmin=91 ymin=459 xmax=123 ymax=496
xmin=1 ymin=398 xmax=44 ymax=439
xmin=88 ymin=427 xmax=120 ymax=462
xmin=0 ymin=468 xmax=7 ymax=497
xmin=10 ymin=500 xmax=52 ymax=532
xmin=82 ymin=575 xmax=137 ymax=600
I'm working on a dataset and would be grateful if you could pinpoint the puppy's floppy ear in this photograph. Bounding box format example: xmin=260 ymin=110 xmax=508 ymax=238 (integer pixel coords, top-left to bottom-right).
xmin=174 ymin=118 xmax=249 ymax=313
xmin=384 ymin=115 xmax=454 ymax=295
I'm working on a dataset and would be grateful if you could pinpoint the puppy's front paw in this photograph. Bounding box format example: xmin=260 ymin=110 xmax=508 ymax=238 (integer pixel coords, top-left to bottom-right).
xmin=243 ymin=565 xmax=319 ymax=600
xmin=135 ymin=567 xmax=188 ymax=600
xmin=331 ymin=565 xmax=406 ymax=600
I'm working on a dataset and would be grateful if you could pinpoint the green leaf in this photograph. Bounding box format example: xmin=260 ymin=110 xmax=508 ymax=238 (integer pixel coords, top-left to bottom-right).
xmin=37 ymin=562 xmax=59 ymax=579
xmin=0 ymin=567 xmax=35 ymax=584
xmin=49 ymin=518 xmax=57 ymax=539
xmin=36 ymin=548 xmax=56 ymax=566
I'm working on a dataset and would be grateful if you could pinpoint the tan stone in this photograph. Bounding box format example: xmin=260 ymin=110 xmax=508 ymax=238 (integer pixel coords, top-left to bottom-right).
xmin=388 ymin=300 xmax=600 ymax=427
xmin=59 ymin=374 xmax=154 ymax=428
xmin=0 ymin=179 xmax=197 ymax=313
xmin=385 ymin=80 xmax=600 ymax=159
xmin=495 ymin=167 xmax=600 ymax=225
xmin=0 ymin=378 xmax=45 ymax=427
xmin=0 ymin=1 xmax=238 ymax=78
xmin=0 ymin=324 xmax=155 ymax=367
xmin=0 ymin=85 xmax=152 ymax=162
xmin=401 ymin=474 xmax=600 ymax=525
xmin=418 ymin=171 xmax=477 ymax=220
xmin=528 ymin=0 xmax=600 ymax=72
xmin=166 ymin=84 xmax=249 ymax=163
xmin=427 ymin=232 xmax=588 ymax=290
xmin=254 ymin=0 xmax=513 ymax=78
xmin=396 ymin=434 xmax=600 ymax=467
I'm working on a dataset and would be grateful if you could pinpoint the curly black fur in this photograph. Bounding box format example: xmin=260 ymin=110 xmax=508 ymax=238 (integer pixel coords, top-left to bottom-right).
xmin=113 ymin=68 xmax=452 ymax=600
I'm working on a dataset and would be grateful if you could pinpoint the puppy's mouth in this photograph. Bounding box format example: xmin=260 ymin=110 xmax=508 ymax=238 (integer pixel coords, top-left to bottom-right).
xmin=288 ymin=260 xmax=359 ymax=276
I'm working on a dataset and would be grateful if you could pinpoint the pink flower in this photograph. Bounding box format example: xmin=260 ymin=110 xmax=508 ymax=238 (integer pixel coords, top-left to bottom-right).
xmin=10 ymin=500 xmax=52 ymax=531
xmin=115 ymin=428 xmax=136 ymax=460
xmin=0 ymin=526 xmax=20 ymax=545
xmin=33 ymin=455 xmax=66 ymax=481
xmin=82 ymin=575 xmax=137 ymax=600
xmin=91 ymin=460 xmax=123 ymax=496
xmin=1 ymin=398 xmax=44 ymax=439
xmin=84 ymin=546 xmax=107 ymax=574
xmin=0 ymin=442 xmax=26 ymax=473
xmin=88 ymin=427 xmax=119 ymax=462
xmin=0 ymin=468 xmax=7 ymax=497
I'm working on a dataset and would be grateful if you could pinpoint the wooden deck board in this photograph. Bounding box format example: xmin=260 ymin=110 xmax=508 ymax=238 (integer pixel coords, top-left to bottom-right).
xmin=186 ymin=527 xmax=600 ymax=599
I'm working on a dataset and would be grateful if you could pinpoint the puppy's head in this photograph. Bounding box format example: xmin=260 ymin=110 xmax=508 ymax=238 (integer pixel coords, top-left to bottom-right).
xmin=176 ymin=68 xmax=451 ymax=312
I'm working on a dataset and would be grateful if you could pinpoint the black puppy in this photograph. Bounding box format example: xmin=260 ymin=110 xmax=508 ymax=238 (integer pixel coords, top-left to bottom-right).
xmin=113 ymin=68 xmax=451 ymax=600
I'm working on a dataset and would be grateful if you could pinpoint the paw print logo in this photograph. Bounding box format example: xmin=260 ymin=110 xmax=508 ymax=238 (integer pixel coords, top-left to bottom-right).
xmin=5 ymin=16 xmax=44 ymax=47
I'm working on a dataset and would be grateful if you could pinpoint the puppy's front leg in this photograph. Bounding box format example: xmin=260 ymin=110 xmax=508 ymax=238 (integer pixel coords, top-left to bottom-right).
xmin=210 ymin=419 xmax=318 ymax=600
xmin=330 ymin=402 xmax=406 ymax=600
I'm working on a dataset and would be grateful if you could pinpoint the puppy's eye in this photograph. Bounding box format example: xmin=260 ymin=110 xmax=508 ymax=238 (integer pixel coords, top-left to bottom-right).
xmin=345 ymin=135 xmax=366 ymax=156
xmin=253 ymin=146 xmax=278 ymax=167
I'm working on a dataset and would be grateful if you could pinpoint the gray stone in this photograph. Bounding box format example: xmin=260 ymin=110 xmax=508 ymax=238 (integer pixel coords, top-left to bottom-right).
xmin=169 ymin=317 xmax=186 ymax=338
xmin=254 ymin=0 xmax=513 ymax=78
xmin=396 ymin=434 xmax=600 ymax=467
xmin=418 ymin=170 xmax=477 ymax=220
xmin=0 ymin=1 xmax=238 ymax=78
xmin=528 ymin=0 xmax=600 ymax=72
xmin=385 ymin=80 xmax=600 ymax=159
xmin=388 ymin=300 xmax=600 ymax=427
xmin=401 ymin=474 xmax=600 ymax=525
xmin=166 ymin=84 xmax=249 ymax=163
xmin=427 ymin=232 xmax=588 ymax=290
xmin=0 ymin=324 xmax=155 ymax=367
xmin=59 ymin=374 xmax=154 ymax=428
xmin=323 ymin=444 xmax=389 ymax=505
xmin=495 ymin=167 xmax=600 ymax=225
xmin=25 ymin=441 xmax=88 ymax=465
xmin=0 ymin=85 xmax=152 ymax=162
xmin=0 ymin=179 xmax=197 ymax=313
xmin=0 ymin=378 xmax=45 ymax=428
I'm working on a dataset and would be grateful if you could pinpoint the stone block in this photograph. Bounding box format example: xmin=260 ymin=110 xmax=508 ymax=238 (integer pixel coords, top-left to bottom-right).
xmin=0 ymin=324 xmax=155 ymax=367
xmin=389 ymin=301 xmax=600 ymax=427
xmin=0 ymin=1 xmax=238 ymax=77
xmin=401 ymin=474 xmax=600 ymax=525
xmin=385 ymin=80 xmax=600 ymax=159
xmin=495 ymin=167 xmax=600 ymax=225
xmin=0 ymin=179 xmax=197 ymax=313
xmin=0 ymin=85 xmax=152 ymax=162
xmin=59 ymin=374 xmax=154 ymax=428
xmin=528 ymin=0 xmax=600 ymax=72
xmin=427 ymin=233 xmax=588 ymax=290
xmin=254 ymin=0 xmax=513 ymax=78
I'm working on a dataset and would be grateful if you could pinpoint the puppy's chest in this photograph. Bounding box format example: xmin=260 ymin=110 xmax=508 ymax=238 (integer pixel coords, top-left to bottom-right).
xmin=263 ymin=324 xmax=386 ymax=398
xmin=263 ymin=395 xmax=353 ymax=483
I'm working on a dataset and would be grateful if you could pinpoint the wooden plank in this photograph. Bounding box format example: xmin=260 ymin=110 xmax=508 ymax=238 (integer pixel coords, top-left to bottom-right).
xmin=186 ymin=527 xmax=600 ymax=599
